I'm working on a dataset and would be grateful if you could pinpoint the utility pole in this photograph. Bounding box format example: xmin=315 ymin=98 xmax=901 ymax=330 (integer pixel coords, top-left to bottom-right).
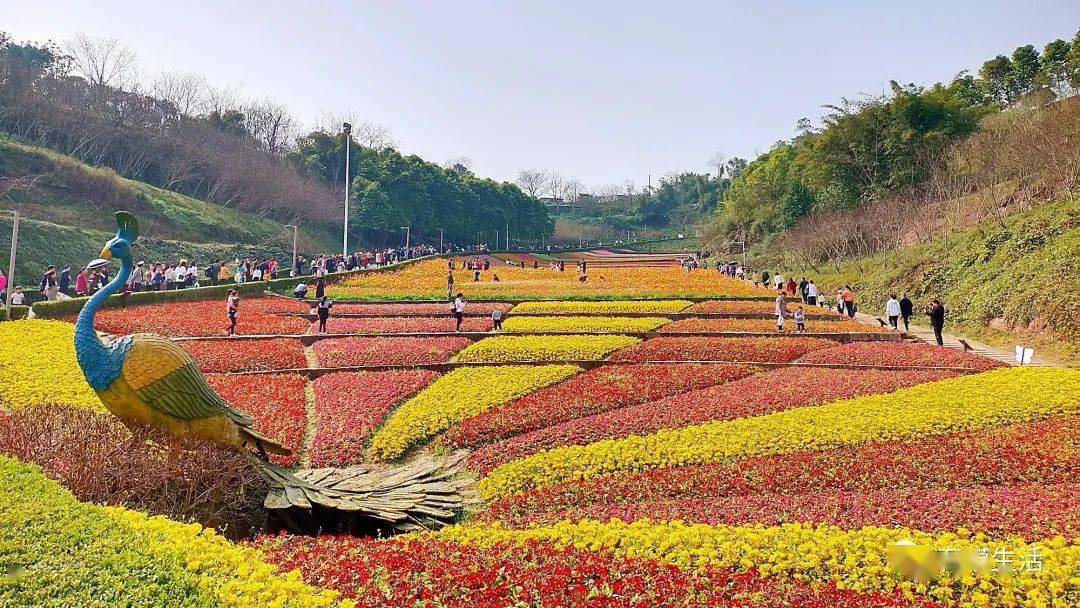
xmin=505 ymin=222 xmax=509 ymax=250
xmin=438 ymin=228 xmax=444 ymax=254
xmin=400 ymin=226 xmax=410 ymax=253
xmin=341 ymin=122 xmax=352 ymax=258
xmin=284 ymin=223 xmax=298 ymax=276
xmin=3 ymin=210 xmax=18 ymax=319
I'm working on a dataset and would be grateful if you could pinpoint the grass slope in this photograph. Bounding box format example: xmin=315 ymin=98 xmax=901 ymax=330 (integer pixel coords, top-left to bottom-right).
xmin=801 ymin=196 xmax=1079 ymax=365
xmin=0 ymin=135 xmax=337 ymax=284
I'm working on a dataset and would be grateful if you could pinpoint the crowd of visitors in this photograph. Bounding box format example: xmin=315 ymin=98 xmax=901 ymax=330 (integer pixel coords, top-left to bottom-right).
xmin=755 ymin=267 xmax=948 ymax=345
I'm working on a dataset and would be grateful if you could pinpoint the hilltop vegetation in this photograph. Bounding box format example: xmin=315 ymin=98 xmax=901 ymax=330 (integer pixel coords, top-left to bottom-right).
xmin=0 ymin=32 xmax=553 ymax=250
xmin=0 ymin=136 xmax=328 ymax=285
xmin=797 ymin=196 xmax=1079 ymax=365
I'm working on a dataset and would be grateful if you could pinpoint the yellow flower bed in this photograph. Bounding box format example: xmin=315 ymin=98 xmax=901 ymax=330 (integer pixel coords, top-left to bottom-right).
xmin=0 ymin=319 xmax=102 ymax=412
xmin=453 ymin=334 xmax=641 ymax=363
xmin=479 ymin=367 xmax=1080 ymax=500
xmin=0 ymin=455 xmax=350 ymax=608
xmin=502 ymin=316 xmax=669 ymax=333
xmin=327 ymin=259 xmax=770 ymax=300
xmin=433 ymin=519 xmax=1080 ymax=608
xmin=510 ymin=300 xmax=693 ymax=314
xmin=368 ymin=364 xmax=579 ymax=460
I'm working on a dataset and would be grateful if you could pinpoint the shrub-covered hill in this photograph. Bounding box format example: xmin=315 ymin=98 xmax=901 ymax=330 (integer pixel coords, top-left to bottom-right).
xmin=0 ymin=135 xmax=337 ymax=284
xmin=804 ymin=196 xmax=1079 ymax=365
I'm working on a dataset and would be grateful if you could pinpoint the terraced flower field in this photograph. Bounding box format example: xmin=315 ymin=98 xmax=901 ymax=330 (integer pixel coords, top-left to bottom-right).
xmin=3 ymin=258 xmax=1077 ymax=608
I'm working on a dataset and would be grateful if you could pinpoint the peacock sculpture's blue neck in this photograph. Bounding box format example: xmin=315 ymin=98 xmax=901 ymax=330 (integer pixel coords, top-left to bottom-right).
xmin=75 ymin=256 xmax=134 ymax=390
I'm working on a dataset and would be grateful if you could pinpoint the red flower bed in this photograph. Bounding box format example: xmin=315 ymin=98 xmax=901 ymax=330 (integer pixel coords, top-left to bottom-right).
xmin=659 ymin=317 xmax=886 ymax=333
xmin=91 ymin=297 xmax=308 ymax=337
xmin=311 ymin=336 xmax=471 ymax=368
xmin=542 ymin=483 xmax=1079 ymax=541
xmin=332 ymin=302 xmax=513 ymax=316
xmin=445 ymin=363 xmax=756 ymax=448
xmin=688 ymin=300 xmax=786 ymax=314
xmin=467 ymin=367 xmax=957 ymax=474
xmin=796 ymin=341 xmax=1006 ymax=371
xmin=254 ymin=535 xmax=938 ymax=608
xmin=608 ymin=336 xmax=836 ymax=362
xmin=182 ymin=338 xmax=308 ymax=373
xmin=480 ymin=415 xmax=1080 ymax=525
xmin=320 ymin=316 xmax=493 ymax=334
xmin=309 ymin=370 xmax=439 ymax=467
xmin=206 ymin=373 xmax=308 ymax=466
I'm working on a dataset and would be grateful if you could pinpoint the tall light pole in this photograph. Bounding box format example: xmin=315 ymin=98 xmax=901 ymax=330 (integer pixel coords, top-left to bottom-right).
xmin=3 ymin=209 xmax=19 ymax=319
xmin=438 ymin=228 xmax=444 ymax=254
xmin=400 ymin=226 xmax=410 ymax=254
xmin=505 ymin=222 xmax=509 ymax=250
xmin=342 ymin=122 xmax=352 ymax=258
xmin=284 ymin=223 xmax=298 ymax=276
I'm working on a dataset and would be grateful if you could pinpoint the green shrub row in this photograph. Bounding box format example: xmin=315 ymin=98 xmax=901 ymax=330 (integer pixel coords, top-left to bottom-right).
xmin=30 ymin=255 xmax=437 ymax=319
xmin=0 ymin=305 xmax=29 ymax=321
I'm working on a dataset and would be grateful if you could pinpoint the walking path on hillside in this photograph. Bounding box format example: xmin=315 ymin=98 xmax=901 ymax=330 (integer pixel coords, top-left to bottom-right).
xmin=846 ymin=309 xmax=1055 ymax=367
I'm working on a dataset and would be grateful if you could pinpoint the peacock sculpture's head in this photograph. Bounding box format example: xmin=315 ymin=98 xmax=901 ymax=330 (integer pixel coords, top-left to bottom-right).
xmin=100 ymin=211 xmax=139 ymax=261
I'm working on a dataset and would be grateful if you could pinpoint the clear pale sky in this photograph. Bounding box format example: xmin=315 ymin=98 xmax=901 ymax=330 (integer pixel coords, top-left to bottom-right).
xmin=4 ymin=1 xmax=1078 ymax=187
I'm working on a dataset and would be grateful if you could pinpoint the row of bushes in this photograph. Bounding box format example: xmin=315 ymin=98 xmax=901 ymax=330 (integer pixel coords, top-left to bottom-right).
xmin=1 ymin=305 xmax=28 ymax=321
xmin=30 ymin=254 xmax=437 ymax=319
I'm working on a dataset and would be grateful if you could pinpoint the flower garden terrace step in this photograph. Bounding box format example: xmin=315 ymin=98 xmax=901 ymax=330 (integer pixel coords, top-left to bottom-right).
xmin=293 ymin=295 xmax=779 ymax=305
xmin=224 ymin=358 xmax=981 ymax=378
xmin=282 ymin=311 xmax=846 ymax=320
xmin=171 ymin=330 xmax=911 ymax=346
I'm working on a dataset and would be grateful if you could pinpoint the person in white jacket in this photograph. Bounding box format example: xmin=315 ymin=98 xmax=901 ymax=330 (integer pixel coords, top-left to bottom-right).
xmin=885 ymin=294 xmax=902 ymax=330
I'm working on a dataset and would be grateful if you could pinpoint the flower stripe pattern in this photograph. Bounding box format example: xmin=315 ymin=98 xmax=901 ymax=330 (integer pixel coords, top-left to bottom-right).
xmin=255 ymin=533 xmax=940 ymax=608
xmin=501 ymin=315 xmax=670 ymax=333
xmin=468 ymin=367 xmax=955 ymax=474
xmin=480 ymin=415 xmax=1080 ymax=525
xmin=478 ymin=367 xmax=1080 ymax=500
xmin=453 ymin=334 xmax=640 ymax=363
xmin=608 ymin=335 xmax=837 ymax=362
xmin=433 ymin=519 xmax=1080 ymax=608
xmin=310 ymin=336 xmax=471 ymax=368
xmin=445 ymin=363 xmax=756 ymax=448
xmin=308 ymin=370 xmax=440 ymax=467
xmin=367 ymin=364 xmax=580 ymax=460
xmin=509 ymin=300 xmax=693 ymax=314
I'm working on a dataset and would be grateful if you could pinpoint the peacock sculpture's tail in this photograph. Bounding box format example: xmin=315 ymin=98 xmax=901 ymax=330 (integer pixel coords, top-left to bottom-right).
xmin=258 ymin=452 xmax=472 ymax=531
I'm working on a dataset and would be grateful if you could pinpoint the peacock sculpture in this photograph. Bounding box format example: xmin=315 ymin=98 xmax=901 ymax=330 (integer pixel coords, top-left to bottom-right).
xmin=75 ymin=211 xmax=468 ymax=531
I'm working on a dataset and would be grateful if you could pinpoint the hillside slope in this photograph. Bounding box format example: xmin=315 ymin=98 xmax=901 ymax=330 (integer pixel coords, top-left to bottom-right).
xmin=793 ymin=196 xmax=1078 ymax=365
xmin=0 ymin=136 xmax=338 ymax=285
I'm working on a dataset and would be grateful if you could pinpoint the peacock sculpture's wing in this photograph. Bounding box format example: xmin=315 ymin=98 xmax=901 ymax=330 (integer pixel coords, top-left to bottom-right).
xmin=122 ymin=334 xmax=251 ymax=423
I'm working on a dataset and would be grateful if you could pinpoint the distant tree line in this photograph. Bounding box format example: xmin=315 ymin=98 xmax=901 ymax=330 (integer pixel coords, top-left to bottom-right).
xmin=711 ymin=30 xmax=1080 ymax=252
xmin=0 ymin=32 xmax=552 ymax=246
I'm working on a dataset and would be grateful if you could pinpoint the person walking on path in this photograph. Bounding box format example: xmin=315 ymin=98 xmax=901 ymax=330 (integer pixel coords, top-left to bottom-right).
xmin=775 ymin=290 xmax=788 ymax=333
xmin=58 ymin=265 xmax=72 ymax=297
xmin=785 ymin=277 xmax=797 ymax=296
xmin=491 ymin=307 xmax=503 ymax=332
xmin=760 ymin=270 xmax=769 ymax=288
xmin=446 ymin=269 xmax=455 ymax=299
xmin=805 ymin=280 xmax=818 ymax=306
xmin=793 ymin=306 xmax=806 ymax=333
xmin=885 ymin=294 xmax=902 ymax=330
xmin=226 ymin=289 xmax=240 ymax=336
xmin=798 ymin=277 xmax=809 ymax=303
xmin=316 ymin=296 xmax=333 ymax=333
xmin=899 ymin=293 xmax=914 ymax=331
xmin=40 ymin=266 xmax=59 ymax=301
xmin=927 ymin=299 xmax=946 ymax=346
xmin=315 ymin=277 xmax=326 ymax=300
xmin=842 ymin=286 xmax=856 ymax=318
xmin=452 ymin=293 xmax=466 ymax=332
